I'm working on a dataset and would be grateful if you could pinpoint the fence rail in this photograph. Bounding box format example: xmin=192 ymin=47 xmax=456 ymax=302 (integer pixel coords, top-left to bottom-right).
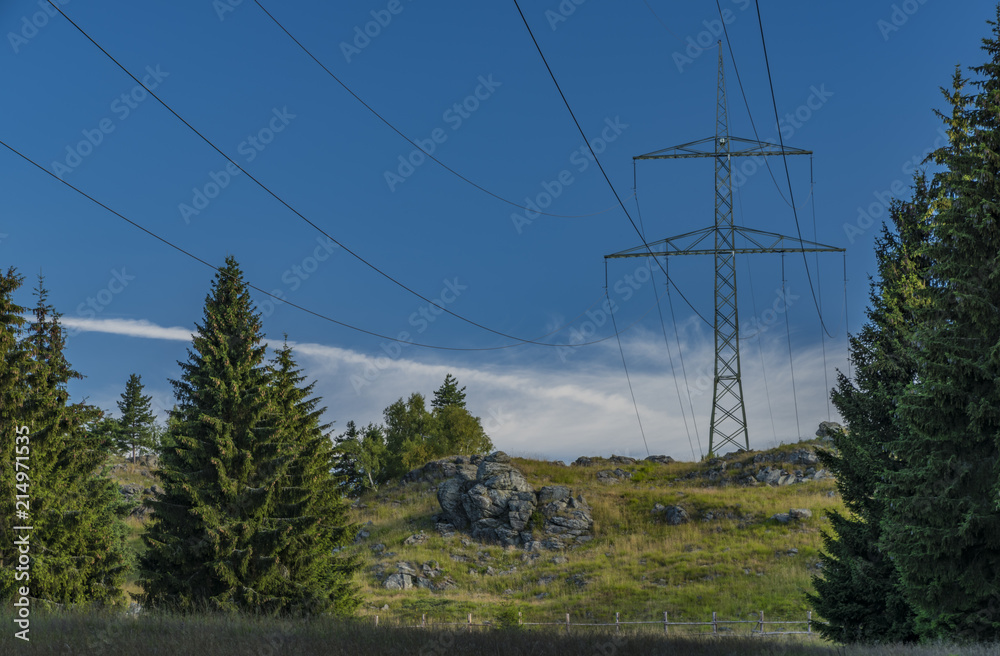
xmin=371 ymin=610 xmax=825 ymax=637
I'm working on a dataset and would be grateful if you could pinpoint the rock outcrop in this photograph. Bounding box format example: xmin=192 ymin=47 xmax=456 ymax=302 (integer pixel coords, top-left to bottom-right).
xmin=815 ymin=421 xmax=845 ymax=438
xmin=651 ymin=504 xmax=690 ymax=525
xmin=436 ymin=452 xmax=593 ymax=549
xmin=596 ymin=468 xmax=632 ymax=484
xmin=525 ymin=485 xmax=593 ymax=550
xmin=404 ymin=455 xmax=482 ymax=484
xmin=380 ymin=560 xmax=455 ymax=591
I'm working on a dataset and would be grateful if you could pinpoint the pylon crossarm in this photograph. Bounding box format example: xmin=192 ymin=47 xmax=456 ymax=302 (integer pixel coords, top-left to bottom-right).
xmin=604 ymin=225 xmax=843 ymax=260
xmin=635 ymin=136 xmax=812 ymax=160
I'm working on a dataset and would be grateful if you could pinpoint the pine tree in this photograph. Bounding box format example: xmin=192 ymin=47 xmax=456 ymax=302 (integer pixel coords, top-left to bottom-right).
xmin=262 ymin=341 xmax=358 ymax=615
xmin=1 ymin=275 xmax=131 ymax=605
xmin=432 ymin=373 xmax=466 ymax=409
xmin=881 ymin=10 xmax=1000 ymax=639
xmin=808 ymin=185 xmax=930 ymax=643
xmin=141 ymin=257 xmax=272 ymax=611
xmin=116 ymin=373 xmax=157 ymax=461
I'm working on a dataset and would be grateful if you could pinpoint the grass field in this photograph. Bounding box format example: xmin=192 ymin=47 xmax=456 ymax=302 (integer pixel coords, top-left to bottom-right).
xmin=347 ymin=441 xmax=844 ymax=624
xmin=2 ymin=609 xmax=997 ymax=656
xmin=8 ymin=442 xmax=1000 ymax=654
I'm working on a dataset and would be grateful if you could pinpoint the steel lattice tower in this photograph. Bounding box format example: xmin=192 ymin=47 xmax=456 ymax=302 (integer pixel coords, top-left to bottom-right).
xmin=606 ymin=44 xmax=843 ymax=456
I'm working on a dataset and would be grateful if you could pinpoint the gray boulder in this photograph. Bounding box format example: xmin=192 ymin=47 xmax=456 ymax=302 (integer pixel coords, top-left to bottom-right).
xmin=815 ymin=421 xmax=845 ymax=438
xmin=596 ymin=468 xmax=632 ymax=484
xmin=787 ymin=448 xmax=819 ymax=466
xmin=654 ymin=505 xmax=689 ymax=525
xmin=438 ymin=452 xmax=538 ymax=547
xmin=436 ymin=456 xmax=593 ymax=550
xmin=383 ymin=572 xmax=412 ymax=590
xmin=538 ymin=486 xmax=593 ymax=547
xmin=405 ymin=455 xmax=481 ymax=484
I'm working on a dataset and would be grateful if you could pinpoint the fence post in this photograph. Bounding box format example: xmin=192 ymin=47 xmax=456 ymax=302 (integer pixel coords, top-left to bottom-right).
xmin=518 ymin=611 xmax=522 ymax=626
xmin=664 ymin=611 xmax=668 ymax=636
xmin=468 ymin=613 xmax=472 ymax=633
xmin=421 ymin=613 xmax=426 ymax=628
xmin=807 ymin=610 xmax=812 ymax=634
xmin=712 ymin=611 xmax=718 ymax=635
xmin=375 ymin=615 xmax=379 ymax=628
xmin=566 ymin=613 xmax=571 ymax=633
xmin=759 ymin=611 xmax=764 ymax=635
xmin=615 ymin=611 xmax=620 ymax=634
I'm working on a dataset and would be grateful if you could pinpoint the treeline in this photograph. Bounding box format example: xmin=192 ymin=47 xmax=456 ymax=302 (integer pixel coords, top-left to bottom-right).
xmin=0 ymin=256 xmax=497 ymax=615
xmin=332 ymin=373 xmax=493 ymax=497
xmin=811 ymin=9 xmax=1000 ymax=644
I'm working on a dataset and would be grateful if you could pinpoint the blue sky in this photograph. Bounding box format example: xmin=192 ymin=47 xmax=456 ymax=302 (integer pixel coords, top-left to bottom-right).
xmin=0 ymin=0 xmax=992 ymax=462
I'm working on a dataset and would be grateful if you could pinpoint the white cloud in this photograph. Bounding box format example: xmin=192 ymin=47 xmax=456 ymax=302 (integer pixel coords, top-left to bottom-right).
xmin=61 ymin=317 xmax=194 ymax=342
xmin=67 ymin=316 xmax=847 ymax=464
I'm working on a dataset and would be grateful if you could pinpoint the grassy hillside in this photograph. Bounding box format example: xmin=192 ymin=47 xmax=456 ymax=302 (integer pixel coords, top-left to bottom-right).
xmin=345 ymin=439 xmax=844 ymax=627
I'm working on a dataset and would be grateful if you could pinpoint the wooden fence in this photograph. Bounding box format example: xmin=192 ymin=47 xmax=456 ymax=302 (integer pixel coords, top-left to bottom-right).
xmin=371 ymin=610 xmax=824 ymax=637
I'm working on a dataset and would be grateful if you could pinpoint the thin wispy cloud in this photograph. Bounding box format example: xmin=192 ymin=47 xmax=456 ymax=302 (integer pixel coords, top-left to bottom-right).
xmin=66 ymin=316 xmax=846 ymax=463
xmin=61 ymin=317 xmax=194 ymax=342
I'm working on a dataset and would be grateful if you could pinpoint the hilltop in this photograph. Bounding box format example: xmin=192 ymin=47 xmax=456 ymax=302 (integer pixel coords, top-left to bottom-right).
xmin=343 ymin=429 xmax=845 ymax=626
xmin=106 ymin=426 xmax=846 ymax=627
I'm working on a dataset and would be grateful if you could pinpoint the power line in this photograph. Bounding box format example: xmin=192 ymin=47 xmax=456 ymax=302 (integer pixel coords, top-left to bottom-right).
xmin=751 ymin=0 xmax=838 ymax=339
xmin=634 ymin=167 xmax=699 ymax=460
xmin=663 ymin=257 xmax=702 ymax=454
xmin=0 ymin=135 xmax=649 ymax=353
xmin=735 ymin=181 xmax=779 ymax=448
xmin=252 ymin=0 xmax=624 ymax=220
xmin=606 ymin=265 xmax=650 ymax=457
xmin=713 ymin=0 xmax=837 ymax=339
xmin=641 ymin=0 xmax=689 ymax=45
xmin=810 ymin=156 xmax=832 ymax=419
xmin=781 ymin=254 xmax=801 ymax=439
xmin=511 ymin=0 xmax=712 ymax=328
xmin=45 ymin=2 xmax=596 ymax=349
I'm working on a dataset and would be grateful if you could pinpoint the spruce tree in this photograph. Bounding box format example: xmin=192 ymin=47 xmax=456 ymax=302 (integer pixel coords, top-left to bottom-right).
xmin=432 ymin=373 xmax=466 ymax=409
xmin=808 ymin=185 xmax=930 ymax=643
xmin=1 ymin=276 xmax=131 ymax=605
xmin=882 ymin=7 xmax=1000 ymax=640
xmin=262 ymin=341 xmax=358 ymax=615
xmin=141 ymin=257 xmax=272 ymax=611
xmin=0 ymin=268 xmax=32 ymax=600
xmin=881 ymin=10 xmax=1000 ymax=639
xmin=116 ymin=373 xmax=156 ymax=461
xmin=141 ymin=259 xmax=357 ymax=615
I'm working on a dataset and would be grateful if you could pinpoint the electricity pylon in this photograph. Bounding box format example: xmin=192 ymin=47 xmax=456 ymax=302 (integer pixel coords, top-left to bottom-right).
xmin=606 ymin=43 xmax=843 ymax=457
